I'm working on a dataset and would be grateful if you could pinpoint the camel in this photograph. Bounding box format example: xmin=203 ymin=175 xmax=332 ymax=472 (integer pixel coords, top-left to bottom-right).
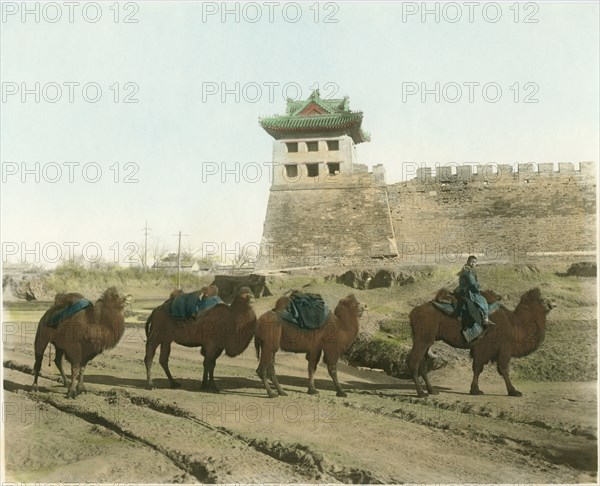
xmin=39 ymin=291 xmax=87 ymax=387
xmin=254 ymin=294 xmax=363 ymax=398
xmin=408 ymin=287 xmax=556 ymax=398
xmin=32 ymin=287 xmax=132 ymax=398
xmin=144 ymin=286 xmax=255 ymax=391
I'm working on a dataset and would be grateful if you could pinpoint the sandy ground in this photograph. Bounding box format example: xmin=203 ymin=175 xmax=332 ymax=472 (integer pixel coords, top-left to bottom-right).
xmin=2 ymin=306 xmax=597 ymax=484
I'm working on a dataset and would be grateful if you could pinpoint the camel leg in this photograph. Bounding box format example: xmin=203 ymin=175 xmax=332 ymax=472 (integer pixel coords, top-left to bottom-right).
xmin=201 ymin=348 xmax=222 ymax=392
xmin=76 ymin=364 xmax=87 ymax=393
xmin=268 ymin=355 xmax=287 ymax=397
xmin=322 ymin=348 xmax=346 ymax=397
xmin=306 ymin=350 xmax=322 ymax=395
xmin=159 ymin=342 xmax=180 ymax=389
xmin=65 ymin=347 xmax=81 ymax=399
xmin=408 ymin=343 xmax=430 ymax=398
xmin=497 ymin=353 xmax=521 ymax=397
xmin=32 ymin=332 xmax=50 ymax=392
xmin=66 ymin=364 xmax=80 ymax=399
xmin=326 ymin=363 xmax=347 ymax=398
xmin=469 ymin=358 xmax=485 ymax=395
xmin=144 ymin=339 xmax=160 ymax=390
xmin=256 ymin=346 xmax=278 ymax=398
xmin=419 ymin=350 xmax=438 ymax=395
xmin=32 ymin=351 xmax=44 ymax=392
xmin=54 ymin=347 xmax=69 ymax=387
xmin=256 ymin=366 xmax=277 ymax=398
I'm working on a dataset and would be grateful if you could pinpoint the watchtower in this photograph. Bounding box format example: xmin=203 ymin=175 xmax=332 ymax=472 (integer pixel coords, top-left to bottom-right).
xmin=257 ymin=90 xmax=398 ymax=269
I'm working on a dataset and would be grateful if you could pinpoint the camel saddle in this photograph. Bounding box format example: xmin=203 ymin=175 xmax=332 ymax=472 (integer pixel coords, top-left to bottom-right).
xmin=431 ymin=288 xmax=501 ymax=325
xmin=169 ymin=291 xmax=223 ymax=320
xmin=42 ymin=298 xmax=93 ymax=328
xmin=277 ymin=291 xmax=331 ymax=330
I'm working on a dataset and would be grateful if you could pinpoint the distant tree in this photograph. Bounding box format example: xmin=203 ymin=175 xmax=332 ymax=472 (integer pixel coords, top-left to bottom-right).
xmin=151 ymin=239 xmax=169 ymax=267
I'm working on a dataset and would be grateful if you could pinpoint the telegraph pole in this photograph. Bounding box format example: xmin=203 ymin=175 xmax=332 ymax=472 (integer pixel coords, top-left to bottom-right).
xmin=172 ymin=230 xmax=189 ymax=289
xmin=142 ymin=221 xmax=151 ymax=271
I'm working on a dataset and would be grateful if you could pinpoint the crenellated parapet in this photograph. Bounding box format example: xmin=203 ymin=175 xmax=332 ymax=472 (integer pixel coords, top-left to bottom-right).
xmin=412 ymin=161 xmax=595 ymax=186
xmin=388 ymin=160 xmax=596 ymax=261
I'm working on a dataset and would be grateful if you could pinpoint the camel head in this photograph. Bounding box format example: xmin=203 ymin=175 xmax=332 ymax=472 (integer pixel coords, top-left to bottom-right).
xmin=99 ymin=286 xmax=133 ymax=309
xmin=544 ymin=297 xmax=558 ymax=312
xmin=233 ymin=286 xmax=254 ymax=305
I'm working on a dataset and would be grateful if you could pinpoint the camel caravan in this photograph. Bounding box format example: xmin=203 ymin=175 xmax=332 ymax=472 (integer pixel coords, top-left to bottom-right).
xmin=31 ymin=276 xmax=556 ymax=400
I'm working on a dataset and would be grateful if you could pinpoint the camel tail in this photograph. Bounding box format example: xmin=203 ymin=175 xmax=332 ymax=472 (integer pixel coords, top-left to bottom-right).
xmin=254 ymin=336 xmax=261 ymax=360
xmin=145 ymin=309 xmax=156 ymax=338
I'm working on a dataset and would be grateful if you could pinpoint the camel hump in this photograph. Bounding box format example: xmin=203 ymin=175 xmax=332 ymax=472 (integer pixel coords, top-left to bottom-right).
xmin=524 ymin=287 xmax=541 ymax=301
xmin=481 ymin=289 xmax=502 ymax=304
xmin=169 ymin=288 xmax=184 ymax=299
xmin=434 ymin=288 xmax=457 ymax=305
xmin=273 ymin=296 xmax=291 ymax=312
xmin=54 ymin=292 xmax=86 ymax=307
xmin=202 ymin=284 xmax=219 ymax=298
xmin=43 ymin=298 xmax=94 ymax=328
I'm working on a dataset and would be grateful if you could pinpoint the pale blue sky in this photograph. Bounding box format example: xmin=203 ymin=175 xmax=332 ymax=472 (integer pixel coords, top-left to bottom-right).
xmin=2 ymin=1 xmax=599 ymax=266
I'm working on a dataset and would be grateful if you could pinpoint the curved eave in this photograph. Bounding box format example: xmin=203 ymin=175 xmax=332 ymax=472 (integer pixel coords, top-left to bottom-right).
xmin=260 ymin=113 xmax=363 ymax=129
xmin=261 ymin=124 xmax=370 ymax=144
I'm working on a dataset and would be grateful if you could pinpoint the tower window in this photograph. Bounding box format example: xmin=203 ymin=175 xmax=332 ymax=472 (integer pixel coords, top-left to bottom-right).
xmin=327 ymin=162 xmax=340 ymax=175
xmin=306 ymin=141 xmax=319 ymax=152
xmin=326 ymin=140 xmax=339 ymax=151
xmin=306 ymin=163 xmax=319 ymax=177
xmin=286 ymin=142 xmax=298 ymax=153
xmin=285 ymin=164 xmax=298 ymax=178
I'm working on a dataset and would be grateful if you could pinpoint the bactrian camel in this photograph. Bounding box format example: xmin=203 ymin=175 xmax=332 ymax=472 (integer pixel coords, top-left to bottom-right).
xmin=32 ymin=287 xmax=132 ymax=398
xmin=144 ymin=286 xmax=256 ymax=391
xmin=408 ymin=287 xmax=556 ymax=398
xmin=255 ymin=294 xmax=363 ymax=398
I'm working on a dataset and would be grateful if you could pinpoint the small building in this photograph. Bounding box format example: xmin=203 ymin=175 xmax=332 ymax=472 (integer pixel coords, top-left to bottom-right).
xmin=152 ymin=254 xmax=200 ymax=273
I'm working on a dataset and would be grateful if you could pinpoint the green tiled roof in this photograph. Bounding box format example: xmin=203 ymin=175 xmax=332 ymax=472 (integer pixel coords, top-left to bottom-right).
xmin=286 ymin=93 xmax=349 ymax=115
xmin=259 ymin=89 xmax=370 ymax=144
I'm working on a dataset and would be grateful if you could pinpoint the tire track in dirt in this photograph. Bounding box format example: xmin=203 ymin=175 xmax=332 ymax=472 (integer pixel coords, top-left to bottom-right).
xmin=2 ymin=388 xmax=194 ymax=483
xmin=4 ymin=369 xmax=315 ymax=483
xmin=356 ymin=389 xmax=597 ymax=439
xmin=3 ymin=376 xmax=218 ymax=483
xmin=348 ymin=389 xmax=597 ymax=473
xmin=120 ymin=390 xmax=386 ymax=484
xmin=4 ymin=362 xmax=384 ymax=483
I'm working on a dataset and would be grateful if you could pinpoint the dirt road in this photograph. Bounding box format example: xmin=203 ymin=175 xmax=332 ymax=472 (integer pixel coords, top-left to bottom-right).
xmin=2 ymin=312 xmax=597 ymax=484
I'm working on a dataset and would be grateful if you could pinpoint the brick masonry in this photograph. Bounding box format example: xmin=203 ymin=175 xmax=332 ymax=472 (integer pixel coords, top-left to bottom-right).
xmin=258 ymin=146 xmax=596 ymax=269
xmin=388 ymin=161 xmax=596 ymax=264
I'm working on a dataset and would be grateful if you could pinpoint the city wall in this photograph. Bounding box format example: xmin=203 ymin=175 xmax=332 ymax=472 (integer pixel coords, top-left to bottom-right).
xmin=258 ymin=161 xmax=596 ymax=269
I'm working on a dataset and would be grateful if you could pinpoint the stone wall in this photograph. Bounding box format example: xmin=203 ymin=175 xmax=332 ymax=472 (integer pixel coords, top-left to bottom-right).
xmin=388 ymin=162 xmax=596 ymax=263
xmin=258 ymin=174 xmax=397 ymax=269
xmin=258 ymin=161 xmax=596 ymax=269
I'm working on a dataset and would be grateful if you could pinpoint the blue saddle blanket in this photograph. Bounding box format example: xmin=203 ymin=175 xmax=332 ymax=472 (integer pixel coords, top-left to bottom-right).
xmin=45 ymin=298 xmax=93 ymax=328
xmin=279 ymin=292 xmax=330 ymax=330
xmin=170 ymin=292 xmax=223 ymax=319
xmin=432 ymin=300 xmax=502 ymax=318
